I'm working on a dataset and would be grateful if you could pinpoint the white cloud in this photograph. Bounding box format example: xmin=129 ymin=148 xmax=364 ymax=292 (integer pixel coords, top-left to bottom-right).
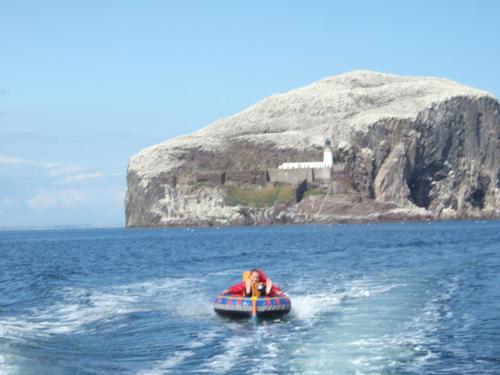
xmin=44 ymin=163 xmax=84 ymax=177
xmin=0 ymin=154 xmax=27 ymax=165
xmin=27 ymin=190 xmax=87 ymax=211
xmin=27 ymin=192 xmax=58 ymax=210
xmin=36 ymin=161 xmax=60 ymax=168
xmin=59 ymin=172 xmax=105 ymax=184
xmin=59 ymin=190 xmax=86 ymax=209
xmin=0 ymin=153 xmax=106 ymax=184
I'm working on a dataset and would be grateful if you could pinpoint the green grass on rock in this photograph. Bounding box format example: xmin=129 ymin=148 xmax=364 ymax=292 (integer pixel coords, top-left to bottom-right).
xmin=226 ymin=185 xmax=294 ymax=207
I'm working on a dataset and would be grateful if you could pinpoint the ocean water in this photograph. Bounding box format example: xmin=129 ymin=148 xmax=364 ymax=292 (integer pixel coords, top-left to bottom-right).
xmin=0 ymin=221 xmax=499 ymax=374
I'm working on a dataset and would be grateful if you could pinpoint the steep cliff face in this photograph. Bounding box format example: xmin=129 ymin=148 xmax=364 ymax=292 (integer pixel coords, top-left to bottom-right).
xmin=126 ymin=70 xmax=500 ymax=227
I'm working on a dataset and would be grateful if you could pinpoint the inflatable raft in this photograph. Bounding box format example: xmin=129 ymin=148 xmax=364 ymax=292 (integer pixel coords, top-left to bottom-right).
xmin=213 ymin=294 xmax=291 ymax=319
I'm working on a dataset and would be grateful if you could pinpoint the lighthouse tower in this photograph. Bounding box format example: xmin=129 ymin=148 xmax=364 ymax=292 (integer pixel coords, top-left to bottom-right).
xmin=323 ymin=138 xmax=334 ymax=167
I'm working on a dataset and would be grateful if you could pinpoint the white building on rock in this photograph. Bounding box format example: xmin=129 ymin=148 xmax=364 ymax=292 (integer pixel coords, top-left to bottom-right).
xmin=278 ymin=139 xmax=334 ymax=170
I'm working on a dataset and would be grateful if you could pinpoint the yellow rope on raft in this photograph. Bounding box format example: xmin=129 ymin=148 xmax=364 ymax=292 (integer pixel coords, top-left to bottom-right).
xmin=251 ymin=284 xmax=258 ymax=317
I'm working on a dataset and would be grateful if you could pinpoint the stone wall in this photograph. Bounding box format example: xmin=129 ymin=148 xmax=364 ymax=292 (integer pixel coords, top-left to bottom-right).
xmin=226 ymin=170 xmax=268 ymax=185
xmin=312 ymin=168 xmax=332 ymax=180
xmin=268 ymin=168 xmax=314 ymax=185
xmin=196 ymin=172 xmax=226 ymax=185
xmin=269 ymin=166 xmax=347 ymax=184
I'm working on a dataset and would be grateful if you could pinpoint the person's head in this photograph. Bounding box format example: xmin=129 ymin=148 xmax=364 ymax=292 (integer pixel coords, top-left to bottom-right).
xmin=249 ymin=269 xmax=261 ymax=284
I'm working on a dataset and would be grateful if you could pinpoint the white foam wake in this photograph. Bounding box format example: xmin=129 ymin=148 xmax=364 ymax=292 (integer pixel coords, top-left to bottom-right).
xmin=203 ymin=335 xmax=254 ymax=374
xmin=291 ymin=292 xmax=343 ymax=322
xmin=136 ymin=330 xmax=220 ymax=375
xmin=0 ymin=353 xmax=19 ymax=375
xmin=0 ymin=276 xmax=212 ymax=340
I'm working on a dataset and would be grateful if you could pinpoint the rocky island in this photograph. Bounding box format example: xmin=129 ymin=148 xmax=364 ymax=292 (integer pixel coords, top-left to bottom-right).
xmin=126 ymin=70 xmax=500 ymax=227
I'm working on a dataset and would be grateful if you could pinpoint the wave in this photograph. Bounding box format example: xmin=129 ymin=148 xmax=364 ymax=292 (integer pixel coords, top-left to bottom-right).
xmin=290 ymin=293 xmax=343 ymax=322
xmin=0 ymin=353 xmax=19 ymax=375
xmin=288 ymin=275 xmax=401 ymax=323
xmin=136 ymin=330 xmax=220 ymax=375
xmin=203 ymin=335 xmax=254 ymax=374
xmin=0 ymin=276 xmax=214 ymax=341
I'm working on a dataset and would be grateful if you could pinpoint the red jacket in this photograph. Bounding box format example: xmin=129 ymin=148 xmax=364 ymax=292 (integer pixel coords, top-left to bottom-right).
xmin=225 ymin=282 xmax=283 ymax=297
xmin=224 ymin=270 xmax=284 ymax=297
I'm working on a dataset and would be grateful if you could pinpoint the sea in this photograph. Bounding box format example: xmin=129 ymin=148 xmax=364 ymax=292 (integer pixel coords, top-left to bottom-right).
xmin=0 ymin=221 xmax=499 ymax=374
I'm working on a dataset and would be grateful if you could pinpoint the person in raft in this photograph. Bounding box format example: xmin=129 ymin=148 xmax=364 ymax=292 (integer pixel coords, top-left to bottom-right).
xmin=223 ymin=269 xmax=284 ymax=297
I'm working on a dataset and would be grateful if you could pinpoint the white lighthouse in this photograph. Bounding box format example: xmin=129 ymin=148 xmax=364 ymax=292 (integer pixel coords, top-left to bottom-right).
xmin=323 ymin=138 xmax=334 ymax=167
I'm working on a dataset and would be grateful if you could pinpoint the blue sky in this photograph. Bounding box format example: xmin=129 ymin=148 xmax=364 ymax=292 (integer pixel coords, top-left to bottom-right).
xmin=1 ymin=1 xmax=499 ymax=227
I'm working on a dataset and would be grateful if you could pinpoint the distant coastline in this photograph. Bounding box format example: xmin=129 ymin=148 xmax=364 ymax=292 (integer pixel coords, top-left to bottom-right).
xmin=0 ymin=224 xmax=124 ymax=231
